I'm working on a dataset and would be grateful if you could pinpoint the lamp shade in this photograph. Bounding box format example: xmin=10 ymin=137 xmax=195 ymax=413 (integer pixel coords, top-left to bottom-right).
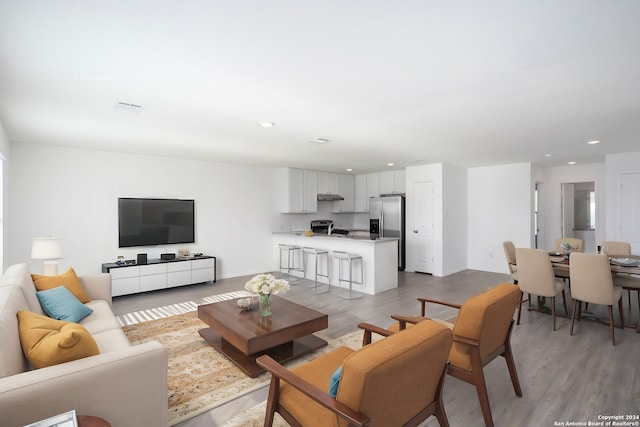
xmin=31 ymin=237 xmax=64 ymax=260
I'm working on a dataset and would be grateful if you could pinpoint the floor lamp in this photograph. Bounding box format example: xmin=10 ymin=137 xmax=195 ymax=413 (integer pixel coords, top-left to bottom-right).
xmin=31 ymin=237 xmax=63 ymax=275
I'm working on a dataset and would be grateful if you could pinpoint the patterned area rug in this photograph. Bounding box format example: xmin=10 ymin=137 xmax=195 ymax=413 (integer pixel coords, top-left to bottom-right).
xmin=122 ymin=310 xmax=366 ymax=426
xmin=116 ymin=290 xmax=253 ymax=326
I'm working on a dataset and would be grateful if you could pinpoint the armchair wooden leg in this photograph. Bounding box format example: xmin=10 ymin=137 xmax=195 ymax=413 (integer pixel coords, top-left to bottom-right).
xmin=517 ymin=292 xmax=523 ymax=325
xmin=474 ymin=372 xmax=494 ymax=427
xmin=503 ymin=323 xmax=522 ymax=397
xmin=570 ymin=299 xmax=578 ymax=336
xmin=468 ymin=351 xmax=494 ymax=427
xmin=434 ymin=367 xmax=450 ymax=427
xmin=263 ymin=375 xmax=280 ymax=427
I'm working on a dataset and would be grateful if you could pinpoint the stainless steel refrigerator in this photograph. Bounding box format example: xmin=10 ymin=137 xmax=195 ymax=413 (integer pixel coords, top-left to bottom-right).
xmin=369 ymin=195 xmax=405 ymax=271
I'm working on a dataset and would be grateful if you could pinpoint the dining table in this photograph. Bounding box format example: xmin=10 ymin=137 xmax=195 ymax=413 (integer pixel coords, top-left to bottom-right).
xmin=550 ymin=253 xmax=640 ymax=332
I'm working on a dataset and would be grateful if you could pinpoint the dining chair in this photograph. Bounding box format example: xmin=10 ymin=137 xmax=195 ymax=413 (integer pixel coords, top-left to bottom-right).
xmin=387 ymin=283 xmax=523 ymax=427
xmin=569 ymin=252 xmax=624 ymax=346
xmin=515 ymin=248 xmax=568 ymax=331
xmin=553 ymin=237 xmax=584 ymax=253
xmin=600 ymin=241 xmax=631 ymax=256
xmin=552 ymin=238 xmax=584 ymax=284
xmin=600 ymin=241 xmax=639 ymax=307
xmin=256 ymin=318 xmax=453 ymax=427
xmin=502 ymin=241 xmax=518 ymax=284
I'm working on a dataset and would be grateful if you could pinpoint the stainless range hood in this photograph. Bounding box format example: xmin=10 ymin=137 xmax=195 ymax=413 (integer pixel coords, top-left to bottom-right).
xmin=317 ymin=193 xmax=344 ymax=201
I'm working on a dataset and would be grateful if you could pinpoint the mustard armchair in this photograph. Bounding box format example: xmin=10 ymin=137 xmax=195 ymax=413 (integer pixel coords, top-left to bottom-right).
xmin=390 ymin=283 xmax=523 ymax=427
xmin=256 ymin=318 xmax=453 ymax=427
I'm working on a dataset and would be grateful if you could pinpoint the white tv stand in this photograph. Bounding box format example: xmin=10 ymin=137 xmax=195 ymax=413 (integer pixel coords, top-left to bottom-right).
xmin=101 ymin=256 xmax=216 ymax=297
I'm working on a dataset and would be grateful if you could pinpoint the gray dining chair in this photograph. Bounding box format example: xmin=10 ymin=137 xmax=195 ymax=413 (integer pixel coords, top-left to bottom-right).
xmin=569 ymin=252 xmax=624 ymax=346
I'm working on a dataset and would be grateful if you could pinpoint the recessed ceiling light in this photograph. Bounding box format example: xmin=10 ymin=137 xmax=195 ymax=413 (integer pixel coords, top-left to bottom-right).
xmin=568 ymin=161 xmax=577 ymax=165
xmin=114 ymin=101 xmax=144 ymax=112
xmin=587 ymin=140 xmax=600 ymax=145
xmin=545 ymin=154 xmax=553 ymax=158
xmin=387 ymin=163 xmax=395 ymax=166
xmin=260 ymin=122 xmax=275 ymax=128
xmin=346 ymin=168 xmax=353 ymax=172
xmin=309 ymin=138 xmax=330 ymax=144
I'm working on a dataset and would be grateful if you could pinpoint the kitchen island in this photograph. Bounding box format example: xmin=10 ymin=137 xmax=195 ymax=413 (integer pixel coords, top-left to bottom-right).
xmin=272 ymin=233 xmax=398 ymax=295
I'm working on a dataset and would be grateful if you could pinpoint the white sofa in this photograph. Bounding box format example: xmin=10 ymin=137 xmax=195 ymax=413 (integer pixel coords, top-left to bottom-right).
xmin=0 ymin=263 xmax=168 ymax=427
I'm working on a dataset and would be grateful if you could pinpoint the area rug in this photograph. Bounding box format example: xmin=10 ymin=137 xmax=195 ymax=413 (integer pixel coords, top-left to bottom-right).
xmin=122 ymin=310 xmax=367 ymax=426
xmin=116 ymin=290 xmax=253 ymax=326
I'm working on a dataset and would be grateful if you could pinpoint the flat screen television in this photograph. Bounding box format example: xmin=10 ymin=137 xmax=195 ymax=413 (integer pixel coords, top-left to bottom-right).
xmin=118 ymin=198 xmax=195 ymax=248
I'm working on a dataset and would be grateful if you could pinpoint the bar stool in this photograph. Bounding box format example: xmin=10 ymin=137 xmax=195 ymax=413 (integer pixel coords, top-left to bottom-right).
xmin=302 ymin=247 xmax=330 ymax=294
xmin=333 ymin=251 xmax=363 ymax=300
xmin=279 ymin=244 xmax=303 ymax=282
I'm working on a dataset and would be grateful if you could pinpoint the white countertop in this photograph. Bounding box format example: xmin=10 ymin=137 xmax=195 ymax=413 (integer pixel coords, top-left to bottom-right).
xmin=272 ymin=232 xmax=398 ymax=242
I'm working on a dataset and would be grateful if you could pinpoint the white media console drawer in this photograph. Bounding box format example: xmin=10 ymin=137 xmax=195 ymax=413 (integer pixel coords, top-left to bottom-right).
xmin=103 ymin=256 xmax=216 ymax=297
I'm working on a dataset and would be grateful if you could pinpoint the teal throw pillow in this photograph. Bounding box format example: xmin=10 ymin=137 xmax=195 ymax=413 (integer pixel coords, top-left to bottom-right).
xmin=329 ymin=365 xmax=343 ymax=398
xmin=36 ymin=286 xmax=93 ymax=323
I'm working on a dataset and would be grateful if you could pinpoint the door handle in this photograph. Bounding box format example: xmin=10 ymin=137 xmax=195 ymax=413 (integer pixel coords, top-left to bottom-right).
xmin=413 ymin=230 xmax=419 ymax=233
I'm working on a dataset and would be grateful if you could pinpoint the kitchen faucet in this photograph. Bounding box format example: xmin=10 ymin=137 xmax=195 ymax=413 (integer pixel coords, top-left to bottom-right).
xmin=328 ymin=223 xmax=333 ymax=235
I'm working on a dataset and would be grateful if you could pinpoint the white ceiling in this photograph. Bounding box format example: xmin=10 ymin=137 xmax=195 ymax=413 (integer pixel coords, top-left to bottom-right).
xmin=1 ymin=1 xmax=639 ymax=173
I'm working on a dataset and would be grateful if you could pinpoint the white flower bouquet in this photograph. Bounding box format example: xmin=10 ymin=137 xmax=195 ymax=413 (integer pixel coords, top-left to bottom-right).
xmin=244 ymin=273 xmax=290 ymax=296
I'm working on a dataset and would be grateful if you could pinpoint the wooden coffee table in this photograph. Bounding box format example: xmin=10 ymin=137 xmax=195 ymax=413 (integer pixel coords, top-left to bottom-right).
xmin=198 ymin=295 xmax=329 ymax=377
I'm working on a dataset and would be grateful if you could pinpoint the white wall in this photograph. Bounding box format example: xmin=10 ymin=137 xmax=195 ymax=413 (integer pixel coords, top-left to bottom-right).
xmin=467 ymin=163 xmax=533 ymax=274
xmin=542 ymin=162 xmax=605 ymax=252
xmin=442 ymin=164 xmax=468 ymax=276
xmin=9 ymin=142 xmax=281 ymax=279
xmin=605 ymin=151 xmax=640 ymax=251
xmin=0 ymin=120 xmax=9 ymax=271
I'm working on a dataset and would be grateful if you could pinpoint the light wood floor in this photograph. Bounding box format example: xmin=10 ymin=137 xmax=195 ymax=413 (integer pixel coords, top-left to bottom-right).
xmin=113 ymin=270 xmax=640 ymax=427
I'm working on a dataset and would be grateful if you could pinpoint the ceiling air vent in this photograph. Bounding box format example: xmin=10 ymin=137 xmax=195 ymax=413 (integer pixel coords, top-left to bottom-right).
xmin=114 ymin=101 xmax=144 ymax=112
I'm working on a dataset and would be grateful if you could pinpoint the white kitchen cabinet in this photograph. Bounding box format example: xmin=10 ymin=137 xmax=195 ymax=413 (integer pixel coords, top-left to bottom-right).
xmin=317 ymin=172 xmax=339 ymax=195
xmin=394 ymin=169 xmax=406 ymax=194
xmin=366 ymin=173 xmax=379 ymax=199
xmin=379 ymin=169 xmax=406 ymax=195
xmin=278 ymin=168 xmax=318 ymax=213
xmin=332 ymin=174 xmax=355 ymax=212
xmin=378 ymin=171 xmax=395 ymax=195
xmin=354 ymin=174 xmax=369 ymax=212
xmin=355 ymin=173 xmax=379 ymax=212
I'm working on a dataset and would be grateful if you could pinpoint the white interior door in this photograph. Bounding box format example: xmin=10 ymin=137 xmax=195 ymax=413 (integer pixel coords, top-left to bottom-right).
xmin=620 ymin=172 xmax=640 ymax=254
xmin=413 ymin=181 xmax=434 ymax=274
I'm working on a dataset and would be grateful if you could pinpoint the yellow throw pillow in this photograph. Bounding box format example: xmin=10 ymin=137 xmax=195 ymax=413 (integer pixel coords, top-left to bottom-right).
xmin=32 ymin=267 xmax=90 ymax=303
xmin=17 ymin=310 xmax=99 ymax=369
